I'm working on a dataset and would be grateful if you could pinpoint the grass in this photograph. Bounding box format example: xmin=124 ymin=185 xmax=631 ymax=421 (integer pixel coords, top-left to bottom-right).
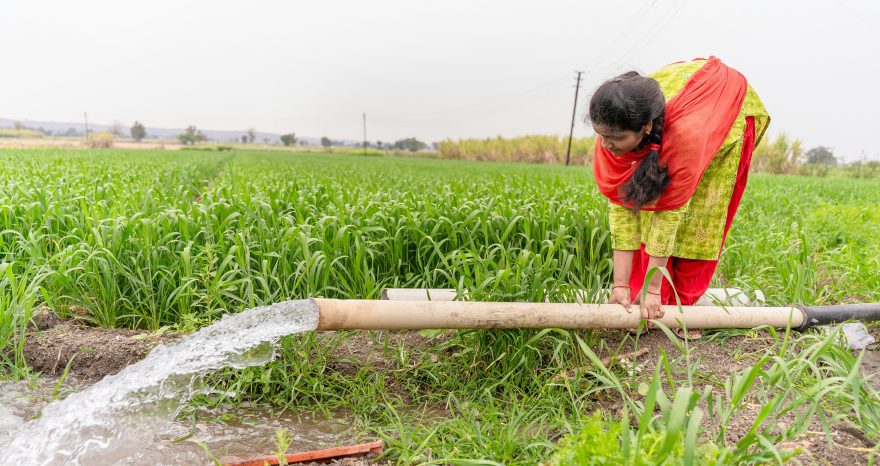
xmin=0 ymin=128 xmax=44 ymax=139
xmin=1 ymin=147 xmax=879 ymax=463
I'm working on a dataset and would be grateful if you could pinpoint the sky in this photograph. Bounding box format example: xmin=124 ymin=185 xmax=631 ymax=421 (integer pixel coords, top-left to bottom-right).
xmin=2 ymin=0 xmax=879 ymax=161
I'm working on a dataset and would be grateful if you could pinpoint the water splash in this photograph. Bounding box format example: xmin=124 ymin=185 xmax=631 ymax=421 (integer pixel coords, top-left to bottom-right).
xmin=2 ymin=299 xmax=319 ymax=466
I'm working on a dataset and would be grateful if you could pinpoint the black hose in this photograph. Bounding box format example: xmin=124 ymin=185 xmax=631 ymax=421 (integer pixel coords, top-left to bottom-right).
xmin=796 ymin=303 xmax=880 ymax=331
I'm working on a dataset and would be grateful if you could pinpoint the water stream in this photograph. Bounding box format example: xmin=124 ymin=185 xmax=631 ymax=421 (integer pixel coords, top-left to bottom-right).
xmin=1 ymin=299 xmax=320 ymax=465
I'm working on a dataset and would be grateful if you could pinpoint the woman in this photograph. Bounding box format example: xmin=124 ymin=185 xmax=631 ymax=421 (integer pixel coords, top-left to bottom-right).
xmin=588 ymin=57 xmax=770 ymax=338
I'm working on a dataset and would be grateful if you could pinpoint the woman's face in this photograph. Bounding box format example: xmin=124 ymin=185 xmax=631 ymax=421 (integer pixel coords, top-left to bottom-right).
xmin=592 ymin=122 xmax=649 ymax=155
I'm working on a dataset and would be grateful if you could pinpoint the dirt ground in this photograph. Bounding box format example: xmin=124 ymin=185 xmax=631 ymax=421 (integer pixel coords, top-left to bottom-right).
xmin=19 ymin=318 xmax=879 ymax=464
xmin=23 ymin=320 xmax=179 ymax=381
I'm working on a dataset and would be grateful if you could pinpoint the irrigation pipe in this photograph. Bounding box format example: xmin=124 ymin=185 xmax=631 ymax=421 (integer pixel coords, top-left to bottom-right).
xmin=312 ymin=297 xmax=880 ymax=331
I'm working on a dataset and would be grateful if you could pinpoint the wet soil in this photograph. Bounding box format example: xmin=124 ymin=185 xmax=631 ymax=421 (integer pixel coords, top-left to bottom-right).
xmin=12 ymin=320 xmax=389 ymax=465
xmin=156 ymin=406 xmax=364 ymax=465
xmin=861 ymin=350 xmax=880 ymax=391
xmin=0 ymin=375 xmax=377 ymax=465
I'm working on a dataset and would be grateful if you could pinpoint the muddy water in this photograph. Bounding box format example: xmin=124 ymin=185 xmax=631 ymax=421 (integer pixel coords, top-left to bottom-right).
xmin=0 ymin=376 xmax=91 ymax=446
xmin=154 ymin=407 xmax=356 ymax=463
xmin=0 ymin=376 xmax=355 ymax=465
xmin=1 ymin=299 xmax=321 ymax=465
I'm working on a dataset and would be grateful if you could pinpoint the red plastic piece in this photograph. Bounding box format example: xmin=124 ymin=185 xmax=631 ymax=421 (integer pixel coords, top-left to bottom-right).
xmin=224 ymin=440 xmax=384 ymax=466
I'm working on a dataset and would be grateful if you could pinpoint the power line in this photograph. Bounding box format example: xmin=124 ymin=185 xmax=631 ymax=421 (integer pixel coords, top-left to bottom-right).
xmin=373 ymin=83 xmax=572 ymax=129
xmin=611 ymin=0 xmax=691 ymax=73
xmin=370 ymin=76 xmax=571 ymax=124
xmin=580 ymin=2 xmax=658 ymax=73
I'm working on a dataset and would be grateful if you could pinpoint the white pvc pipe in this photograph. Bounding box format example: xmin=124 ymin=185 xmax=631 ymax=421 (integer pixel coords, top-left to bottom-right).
xmin=313 ymin=298 xmax=804 ymax=331
xmin=380 ymin=287 xmax=766 ymax=307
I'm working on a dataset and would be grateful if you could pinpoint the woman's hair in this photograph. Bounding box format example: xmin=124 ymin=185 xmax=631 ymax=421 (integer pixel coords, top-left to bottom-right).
xmin=588 ymin=71 xmax=669 ymax=213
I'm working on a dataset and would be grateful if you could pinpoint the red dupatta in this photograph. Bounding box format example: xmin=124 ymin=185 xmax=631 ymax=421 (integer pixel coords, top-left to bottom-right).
xmin=593 ymin=57 xmax=748 ymax=211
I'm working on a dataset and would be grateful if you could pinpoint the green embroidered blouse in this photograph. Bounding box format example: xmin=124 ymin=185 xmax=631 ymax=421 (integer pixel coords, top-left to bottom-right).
xmin=608 ymin=60 xmax=770 ymax=260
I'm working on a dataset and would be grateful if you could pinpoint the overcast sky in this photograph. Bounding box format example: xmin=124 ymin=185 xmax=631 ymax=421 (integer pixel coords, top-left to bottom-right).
xmin=2 ymin=1 xmax=878 ymax=161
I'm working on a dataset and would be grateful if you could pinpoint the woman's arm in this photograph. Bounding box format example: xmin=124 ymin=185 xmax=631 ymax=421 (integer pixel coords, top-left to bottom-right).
xmin=607 ymin=203 xmax=640 ymax=311
xmin=612 ymin=249 xmax=635 ymax=288
xmin=609 ymin=249 xmax=635 ymax=311
xmin=638 ymin=254 xmax=668 ymax=324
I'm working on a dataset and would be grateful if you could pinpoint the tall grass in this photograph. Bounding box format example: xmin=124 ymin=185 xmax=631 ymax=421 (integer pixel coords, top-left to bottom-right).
xmin=0 ymin=149 xmax=616 ymax=332
xmin=0 ymin=262 xmax=48 ymax=377
xmin=438 ymin=135 xmax=596 ymax=164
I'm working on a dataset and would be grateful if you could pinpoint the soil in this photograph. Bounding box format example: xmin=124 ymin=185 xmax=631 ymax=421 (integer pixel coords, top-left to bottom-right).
xmin=324 ymin=329 xmax=439 ymax=374
xmin=22 ymin=319 xmax=179 ymax=381
xmin=296 ymin=453 xmax=386 ymax=466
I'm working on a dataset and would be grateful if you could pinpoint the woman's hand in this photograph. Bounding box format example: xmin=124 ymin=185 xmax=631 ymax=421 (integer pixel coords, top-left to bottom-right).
xmin=640 ymin=291 xmax=664 ymax=328
xmin=608 ymin=286 xmax=632 ymax=313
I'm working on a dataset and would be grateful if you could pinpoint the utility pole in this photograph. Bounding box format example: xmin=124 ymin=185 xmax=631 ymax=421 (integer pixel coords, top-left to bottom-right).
xmin=83 ymin=112 xmax=89 ymax=140
xmin=565 ymin=71 xmax=583 ymax=166
xmin=364 ymin=112 xmax=367 ymax=155
xmin=362 ymin=112 xmax=367 ymax=156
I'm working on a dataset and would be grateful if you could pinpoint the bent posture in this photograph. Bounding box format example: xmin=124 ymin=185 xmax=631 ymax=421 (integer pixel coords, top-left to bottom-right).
xmin=589 ymin=57 xmax=770 ymax=338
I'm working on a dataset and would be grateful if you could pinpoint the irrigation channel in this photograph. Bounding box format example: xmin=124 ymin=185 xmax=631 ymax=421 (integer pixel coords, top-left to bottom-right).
xmin=1 ymin=292 xmax=879 ymax=464
xmin=1 ymin=300 xmax=320 ymax=465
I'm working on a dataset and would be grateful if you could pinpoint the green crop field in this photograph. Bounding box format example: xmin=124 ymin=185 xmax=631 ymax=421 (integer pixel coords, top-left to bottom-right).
xmin=2 ymin=148 xmax=879 ymax=463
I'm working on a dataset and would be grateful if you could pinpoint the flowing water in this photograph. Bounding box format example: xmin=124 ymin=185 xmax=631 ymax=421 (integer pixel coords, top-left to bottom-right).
xmin=1 ymin=299 xmax=320 ymax=465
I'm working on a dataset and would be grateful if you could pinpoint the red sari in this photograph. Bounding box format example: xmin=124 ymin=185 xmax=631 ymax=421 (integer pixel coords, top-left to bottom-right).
xmin=592 ymin=57 xmax=758 ymax=305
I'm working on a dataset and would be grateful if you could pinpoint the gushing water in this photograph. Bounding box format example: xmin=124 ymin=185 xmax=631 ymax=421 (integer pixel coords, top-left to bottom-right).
xmin=1 ymin=299 xmax=319 ymax=465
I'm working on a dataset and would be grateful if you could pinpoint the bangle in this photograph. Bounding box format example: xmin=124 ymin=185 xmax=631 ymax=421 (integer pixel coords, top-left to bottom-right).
xmin=612 ymin=284 xmax=629 ymax=290
xmin=646 ymin=291 xmax=661 ymax=296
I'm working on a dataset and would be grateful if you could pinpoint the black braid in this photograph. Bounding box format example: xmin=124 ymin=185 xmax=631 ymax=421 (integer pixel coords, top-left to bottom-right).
xmin=622 ymin=113 xmax=669 ymax=213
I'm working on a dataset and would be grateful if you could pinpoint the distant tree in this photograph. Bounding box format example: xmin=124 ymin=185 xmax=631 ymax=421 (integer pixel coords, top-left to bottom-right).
xmin=241 ymin=135 xmax=247 ymax=144
xmin=64 ymin=127 xmax=79 ymax=137
xmin=13 ymin=121 xmax=23 ymax=138
xmin=247 ymin=128 xmax=256 ymax=144
xmin=130 ymin=121 xmax=147 ymax=142
xmin=280 ymin=133 xmax=297 ymax=146
xmin=321 ymin=136 xmax=332 ymax=148
xmin=262 ymin=137 xmax=270 ymax=144
xmin=392 ymin=137 xmax=428 ymax=152
xmin=109 ymin=120 xmax=125 ymax=137
xmin=376 ymin=141 xmax=383 ymax=149
xmin=178 ymin=125 xmax=206 ymax=145
xmin=804 ymin=146 xmax=836 ymax=165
